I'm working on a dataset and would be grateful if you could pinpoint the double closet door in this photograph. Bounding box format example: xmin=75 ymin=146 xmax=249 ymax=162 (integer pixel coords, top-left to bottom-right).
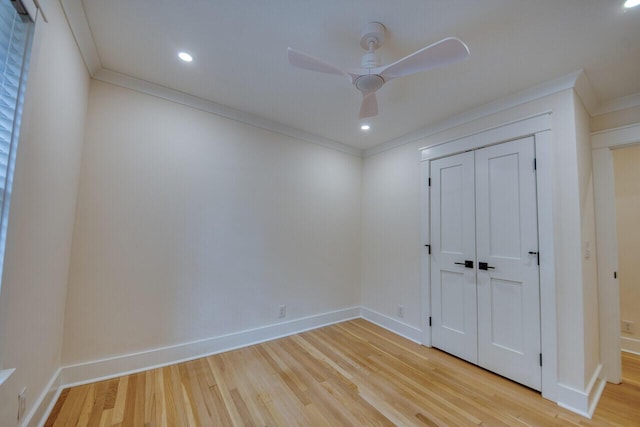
xmin=430 ymin=136 xmax=541 ymax=391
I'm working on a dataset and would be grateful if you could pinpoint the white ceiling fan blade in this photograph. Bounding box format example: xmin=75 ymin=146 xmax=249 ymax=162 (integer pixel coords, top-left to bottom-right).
xmin=378 ymin=37 xmax=469 ymax=80
xmin=287 ymin=47 xmax=352 ymax=79
xmin=359 ymin=92 xmax=378 ymax=119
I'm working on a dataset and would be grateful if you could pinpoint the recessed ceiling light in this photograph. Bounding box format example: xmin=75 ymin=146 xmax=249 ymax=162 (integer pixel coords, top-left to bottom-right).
xmin=624 ymin=0 xmax=640 ymax=7
xmin=178 ymin=52 xmax=193 ymax=62
xmin=360 ymin=124 xmax=371 ymax=131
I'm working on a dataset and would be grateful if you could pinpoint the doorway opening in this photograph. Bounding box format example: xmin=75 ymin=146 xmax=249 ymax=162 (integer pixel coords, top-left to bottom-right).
xmin=592 ymin=122 xmax=640 ymax=384
xmin=611 ymin=145 xmax=640 ymax=362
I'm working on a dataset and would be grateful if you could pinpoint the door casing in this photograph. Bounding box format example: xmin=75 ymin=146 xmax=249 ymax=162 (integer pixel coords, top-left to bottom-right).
xmin=420 ymin=113 xmax=557 ymax=401
xmin=591 ymin=122 xmax=640 ymax=384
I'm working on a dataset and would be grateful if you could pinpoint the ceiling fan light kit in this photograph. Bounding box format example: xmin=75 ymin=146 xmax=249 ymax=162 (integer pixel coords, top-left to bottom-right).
xmin=288 ymin=21 xmax=469 ymax=120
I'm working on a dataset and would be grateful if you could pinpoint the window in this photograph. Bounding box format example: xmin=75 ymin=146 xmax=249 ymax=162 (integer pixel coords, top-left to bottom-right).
xmin=0 ymin=0 xmax=33 ymax=286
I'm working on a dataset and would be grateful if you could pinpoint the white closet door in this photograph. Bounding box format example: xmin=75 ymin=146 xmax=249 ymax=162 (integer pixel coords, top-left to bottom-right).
xmin=474 ymin=137 xmax=541 ymax=390
xmin=430 ymin=151 xmax=478 ymax=364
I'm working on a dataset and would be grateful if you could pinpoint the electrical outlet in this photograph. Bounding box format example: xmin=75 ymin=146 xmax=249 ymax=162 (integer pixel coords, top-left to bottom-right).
xmin=279 ymin=305 xmax=286 ymax=319
xmin=17 ymin=387 xmax=26 ymax=421
xmin=397 ymin=305 xmax=404 ymax=319
xmin=622 ymin=320 xmax=634 ymax=334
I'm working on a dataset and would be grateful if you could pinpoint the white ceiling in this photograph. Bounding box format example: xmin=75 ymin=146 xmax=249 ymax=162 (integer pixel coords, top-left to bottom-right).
xmin=78 ymin=0 xmax=640 ymax=150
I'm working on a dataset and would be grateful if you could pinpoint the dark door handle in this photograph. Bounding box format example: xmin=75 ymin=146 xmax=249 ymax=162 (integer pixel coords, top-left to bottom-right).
xmin=478 ymin=262 xmax=495 ymax=270
xmin=454 ymin=260 xmax=474 ymax=268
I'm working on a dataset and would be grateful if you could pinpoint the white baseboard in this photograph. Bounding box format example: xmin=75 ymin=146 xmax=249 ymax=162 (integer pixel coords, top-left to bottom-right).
xmin=557 ymin=363 xmax=605 ymax=419
xmin=28 ymin=306 xmax=609 ymax=425
xmin=23 ymin=368 xmax=63 ymax=427
xmin=621 ymin=336 xmax=640 ymax=355
xmin=30 ymin=307 xmax=359 ymax=426
xmin=360 ymin=307 xmax=422 ymax=344
xmin=61 ymin=307 xmax=360 ymax=387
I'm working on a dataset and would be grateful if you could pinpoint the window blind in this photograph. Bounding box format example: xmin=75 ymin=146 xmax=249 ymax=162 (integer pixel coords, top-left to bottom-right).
xmin=0 ymin=0 xmax=33 ymax=284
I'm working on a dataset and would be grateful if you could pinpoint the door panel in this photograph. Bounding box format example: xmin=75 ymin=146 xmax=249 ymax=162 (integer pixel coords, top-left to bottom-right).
xmin=489 ymin=277 xmax=524 ymax=352
xmin=440 ymin=164 xmax=465 ymax=254
xmin=475 ymin=137 xmax=541 ymax=390
xmin=429 ymin=136 xmax=541 ymax=391
xmin=430 ymin=151 xmax=478 ymax=364
xmin=440 ymin=270 xmax=467 ymax=332
xmin=486 ymin=153 xmax=521 ymax=258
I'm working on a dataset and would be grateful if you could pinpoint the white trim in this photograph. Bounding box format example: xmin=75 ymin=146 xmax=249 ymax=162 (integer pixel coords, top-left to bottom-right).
xmin=32 ymin=308 xmax=371 ymax=424
xmin=592 ymin=147 xmax=622 ymax=384
xmin=621 ymin=336 xmax=640 ymax=355
xmin=591 ymin=123 xmax=640 ymax=384
xmin=592 ymin=123 xmax=640 ymax=149
xmin=365 ymin=70 xmax=582 ymax=158
xmin=419 ymin=120 xmax=558 ymax=403
xmin=573 ymin=71 xmax=600 ymax=116
xmin=22 ymin=0 xmax=43 ymax=22
xmin=27 ymin=309 xmax=363 ymax=426
xmin=58 ymin=0 xmax=101 ymax=75
xmin=360 ymin=307 xmax=423 ymax=344
xmin=59 ymin=307 xmax=359 ymax=387
xmin=420 ymin=159 xmax=431 ymax=346
xmin=557 ymin=364 xmax=606 ymax=419
xmin=419 ymin=113 xmax=552 ymax=161
xmin=23 ymin=368 xmax=63 ymax=427
xmin=53 ymin=0 xmax=598 ymax=160
xmin=586 ymin=364 xmax=607 ymax=417
xmin=0 ymin=368 xmax=14 ymax=386
xmin=29 ymin=305 xmax=605 ymax=425
xmin=534 ymin=130 xmax=559 ymax=402
xmin=594 ymin=92 xmax=640 ymax=116
xmin=94 ymin=69 xmax=363 ymax=157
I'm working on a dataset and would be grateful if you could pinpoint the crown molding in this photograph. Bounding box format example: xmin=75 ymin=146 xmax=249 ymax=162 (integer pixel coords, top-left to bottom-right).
xmin=593 ymin=92 xmax=640 ymax=116
xmin=59 ymin=0 xmax=101 ymax=75
xmin=364 ymin=70 xmax=591 ymax=158
xmin=58 ymin=0 xmax=361 ymax=157
xmin=57 ymin=0 xmax=638 ymax=157
xmin=94 ymin=69 xmax=362 ymax=157
xmin=574 ymin=70 xmax=600 ymax=115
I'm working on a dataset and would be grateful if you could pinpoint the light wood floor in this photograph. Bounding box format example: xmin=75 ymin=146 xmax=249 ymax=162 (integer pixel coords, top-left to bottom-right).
xmin=46 ymin=319 xmax=640 ymax=426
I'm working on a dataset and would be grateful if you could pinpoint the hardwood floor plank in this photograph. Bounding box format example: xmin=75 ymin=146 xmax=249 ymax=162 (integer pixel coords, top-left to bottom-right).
xmin=85 ymin=381 xmax=108 ymax=427
xmin=110 ymin=376 xmax=128 ymax=425
xmin=46 ymin=320 xmax=640 ymax=426
xmin=153 ymin=367 xmax=167 ymax=427
xmin=98 ymin=409 xmax=112 ymax=427
xmin=44 ymin=388 xmax=69 ymax=427
xmin=205 ymin=355 xmax=244 ymax=425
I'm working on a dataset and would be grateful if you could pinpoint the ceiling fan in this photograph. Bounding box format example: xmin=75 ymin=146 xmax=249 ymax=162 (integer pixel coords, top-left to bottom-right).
xmin=288 ymin=22 xmax=470 ymax=119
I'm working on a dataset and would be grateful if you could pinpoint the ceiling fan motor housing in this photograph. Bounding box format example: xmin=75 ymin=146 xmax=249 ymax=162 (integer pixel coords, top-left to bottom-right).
xmin=355 ymin=74 xmax=385 ymax=93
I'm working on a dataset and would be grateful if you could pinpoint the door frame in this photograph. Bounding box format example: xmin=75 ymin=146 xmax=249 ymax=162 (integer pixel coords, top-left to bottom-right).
xmin=420 ymin=113 xmax=558 ymax=401
xmin=592 ymin=122 xmax=640 ymax=384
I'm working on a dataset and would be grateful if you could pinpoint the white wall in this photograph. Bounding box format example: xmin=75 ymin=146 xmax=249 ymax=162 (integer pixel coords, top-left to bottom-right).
xmin=613 ymin=145 xmax=640 ymax=351
xmin=0 ymin=0 xmax=90 ymax=424
xmin=361 ymin=142 xmax=422 ymax=328
xmin=62 ymin=80 xmax=362 ymax=365
xmin=573 ymin=92 xmax=601 ymax=385
xmin=362 ymin=89 xmax=597 ymax=395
